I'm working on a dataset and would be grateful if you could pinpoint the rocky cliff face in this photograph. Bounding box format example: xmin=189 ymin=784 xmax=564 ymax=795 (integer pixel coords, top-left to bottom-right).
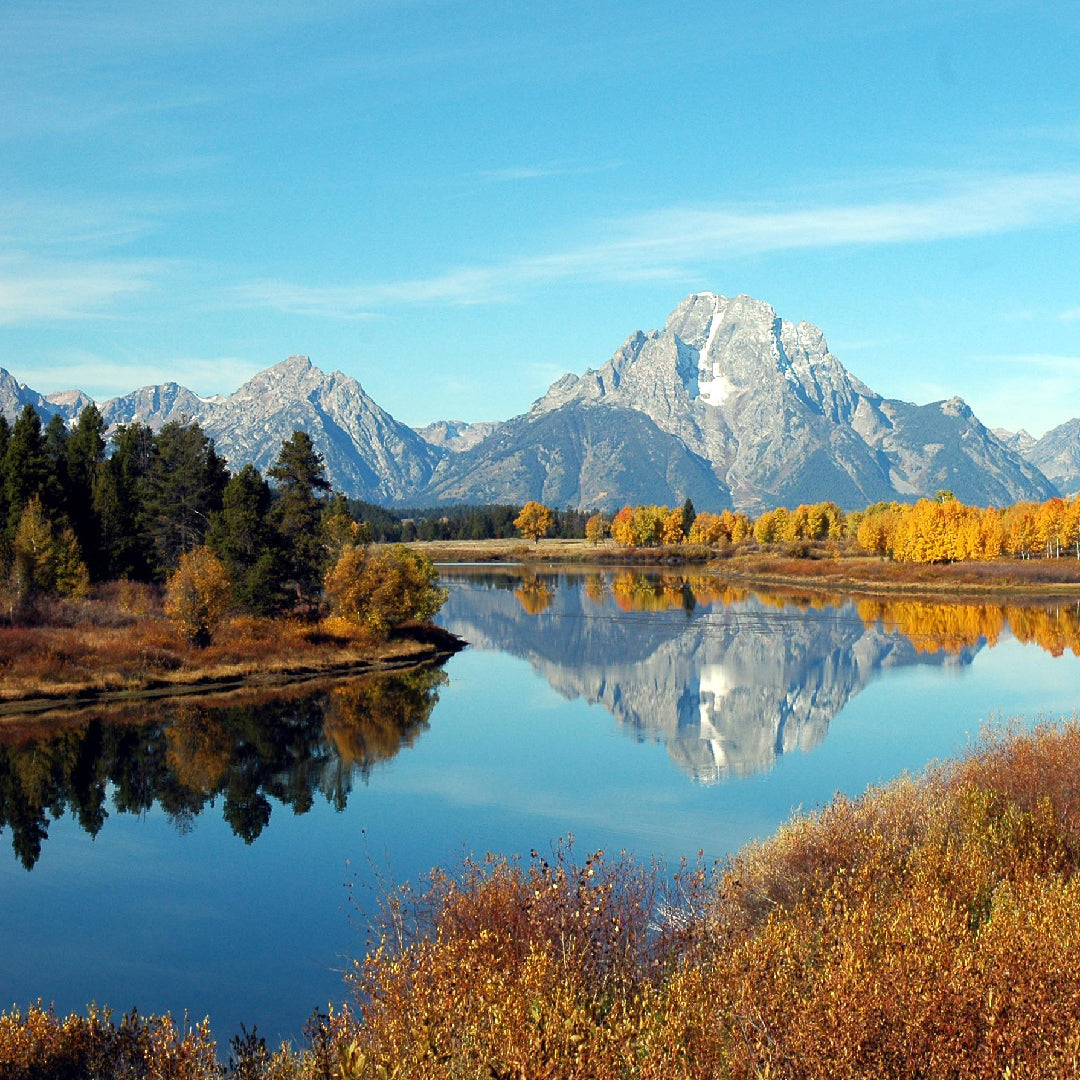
xmin=1024 ymin=419 xmax=1080 ymax=496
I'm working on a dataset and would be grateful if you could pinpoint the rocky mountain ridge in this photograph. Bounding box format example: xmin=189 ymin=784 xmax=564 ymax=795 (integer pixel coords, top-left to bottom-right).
xmin=2 ymin=292 xmax=1069 ymax=510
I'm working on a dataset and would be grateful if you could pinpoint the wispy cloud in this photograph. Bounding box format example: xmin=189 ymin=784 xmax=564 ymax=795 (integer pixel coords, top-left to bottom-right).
xmin=0 ymin=255 xmax=164 ymax=325
xmin=967 ymin=353 xmax=1080 ymax=436
xmin=236 ymin=171 xmax=1080 ymax=317
xmin=476 ymin=161 xmax=622 ymax=183
xmin=18 ymin=352 xmax=266 ymax=399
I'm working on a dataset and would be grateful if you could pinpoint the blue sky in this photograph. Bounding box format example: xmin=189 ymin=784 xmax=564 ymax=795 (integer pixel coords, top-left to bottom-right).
xmin=2 ymin=0 xmax=1080 ymax=436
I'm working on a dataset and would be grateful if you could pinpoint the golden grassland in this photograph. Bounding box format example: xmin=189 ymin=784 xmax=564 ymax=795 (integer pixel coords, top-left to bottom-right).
xmin=0 ymin=581 xmax=461 ymax=714
xmin=8 ymin=721 xmax=1080 ymax=1077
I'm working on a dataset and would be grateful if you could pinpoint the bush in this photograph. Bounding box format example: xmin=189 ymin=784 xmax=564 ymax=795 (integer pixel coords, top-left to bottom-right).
xmin=323 ymin=545 xmax=446 ymax=640
xmin=164 ymin=546 xmax=231 ymax=646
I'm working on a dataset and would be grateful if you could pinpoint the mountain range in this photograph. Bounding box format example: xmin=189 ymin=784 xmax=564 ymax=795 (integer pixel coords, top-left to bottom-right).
xmin=3 ymin=292 xmax=1075 ymax=512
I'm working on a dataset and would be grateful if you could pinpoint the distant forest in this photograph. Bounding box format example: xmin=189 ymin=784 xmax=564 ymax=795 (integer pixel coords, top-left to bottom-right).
xmin=348 ymin=500 xmax=591 ymax=543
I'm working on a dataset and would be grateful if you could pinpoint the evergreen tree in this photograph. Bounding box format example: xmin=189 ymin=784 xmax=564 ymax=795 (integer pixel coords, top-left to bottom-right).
xmin=63 ymin=406 xmax=107 ymax=576
xmin=268 ymin=430 xmax=330 ymax=605
xmin=93 ymin=422 xmax=156 ymax=581
xmin=141 ymin=419 xmax=229 ymax=575
xmin=207 ymin=463 xmax=288 ymax=614
xmin=0 ymin=415 xmax=11 ymax=536
xmin=682 ymin=496 xmax=697 ymax=537
xmin=4 ymin=405 xmax=49 ymax=541
xmin=41 ymin=414 xmax=70 ymax=520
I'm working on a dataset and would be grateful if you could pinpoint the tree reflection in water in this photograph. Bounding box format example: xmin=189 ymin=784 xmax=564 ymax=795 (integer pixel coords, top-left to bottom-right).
xmin=0 ymin=666 xmax=447 ymax=870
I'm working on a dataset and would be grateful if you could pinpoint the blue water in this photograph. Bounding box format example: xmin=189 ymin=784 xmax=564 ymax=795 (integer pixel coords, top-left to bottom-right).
xmin=2 ymin=568 xmax=1079 ymax=1044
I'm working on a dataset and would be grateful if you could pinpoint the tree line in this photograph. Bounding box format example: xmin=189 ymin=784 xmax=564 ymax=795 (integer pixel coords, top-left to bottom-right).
xmin=352 ymin=501 xmax=594 ymax=543
xmin=544 ymin=492 xmax=1080 ymax=565
xmin=0 ymin=403 xmax=348 ymax=612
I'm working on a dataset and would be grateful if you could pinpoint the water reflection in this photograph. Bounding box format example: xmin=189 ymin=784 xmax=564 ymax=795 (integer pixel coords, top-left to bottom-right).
xmin=439 ymin=568 xmax=1080 ymax=783
xmin=0 ymin=666 xmax=446 ymax=869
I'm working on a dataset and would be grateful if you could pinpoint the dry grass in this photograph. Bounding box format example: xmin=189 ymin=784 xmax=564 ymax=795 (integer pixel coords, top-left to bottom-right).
xmin=406 ymin=537 xmax=717 ymax=565
xmin=0 ymin=584 xmax=457 ymax=708
xmin=335 ymin=721 xmax=1080 ymax=1079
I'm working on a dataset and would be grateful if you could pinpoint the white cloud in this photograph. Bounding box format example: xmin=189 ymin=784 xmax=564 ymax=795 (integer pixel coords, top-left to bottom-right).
xmin=476 ymin=161 xmax=622 ymax=183
xmin=0 ymin=255 xmax=164 ymax=324
xmin=235 ymin=171 xmax=1080 ymax=317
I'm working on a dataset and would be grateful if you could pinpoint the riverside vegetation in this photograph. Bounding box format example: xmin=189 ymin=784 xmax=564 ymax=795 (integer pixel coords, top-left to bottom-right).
xmin=7 ymin=721 xmax=1080 ymax=1077
xmin=0 ymin=407 xmax=447 ymax=702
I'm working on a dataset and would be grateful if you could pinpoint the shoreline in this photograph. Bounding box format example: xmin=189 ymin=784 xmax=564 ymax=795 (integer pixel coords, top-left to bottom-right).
xmin=0 ymin=624 xmax=466 ymax=720
xmin=412 ymin=539 xmax=1080 ymax=601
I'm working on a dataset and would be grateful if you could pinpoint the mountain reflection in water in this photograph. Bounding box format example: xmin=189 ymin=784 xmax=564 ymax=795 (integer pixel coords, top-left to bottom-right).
xmin=439 ymin=568 xmax=1080 ymax=784
xmin=0 ymin=667 xmax=446 ymax=869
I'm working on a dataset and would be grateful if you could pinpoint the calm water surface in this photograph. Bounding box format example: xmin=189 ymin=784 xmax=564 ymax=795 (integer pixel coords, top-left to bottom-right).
xmin=3 ymin=567 xmax=1080 ymax=1042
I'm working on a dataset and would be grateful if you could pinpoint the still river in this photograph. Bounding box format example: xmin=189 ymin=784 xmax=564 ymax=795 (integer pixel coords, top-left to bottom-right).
xmin=3 ymin=565 xmax=1080 ymax=1043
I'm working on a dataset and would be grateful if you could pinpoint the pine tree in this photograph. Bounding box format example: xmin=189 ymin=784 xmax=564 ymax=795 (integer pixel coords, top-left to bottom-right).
xmin=141 ymin=419 xmax=229 ymax=575
xmin=63 ymin=405 xmax=107 ymax=577
xmin=682 ymin=496 xmax=697 ymax=537
xmin=4 ymin=405 xmax=50 ymax=541
xmin=207 ymin=463 xmax=287 ymax=614
xmin=93 ymin=422 xmax=156 ymax=580
xmin=41 ymin=414 xmax=69 ymax=520
xmin=268 ymin=430 xmax=331 ymax=605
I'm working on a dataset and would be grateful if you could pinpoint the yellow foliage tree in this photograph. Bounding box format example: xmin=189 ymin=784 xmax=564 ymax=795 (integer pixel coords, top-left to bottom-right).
xmin=323 ymin=544 xmax=446 ymax=640
xmin=514 ymin=501 xmax=555 ymax=546
xmin=611 ymin=506 xmax=635 ymax=547
xmin=584 ymin=513 xmax=609 ymax=545
xmin=687 ymin=511 xmax=723 ymax=545
xmin=660 ymin=507 xmax=685 ymax=545
xmin=10 ymin=496 xmax=90 ymax=600
xmin=164 ymin=546 xmax=231 ymax=646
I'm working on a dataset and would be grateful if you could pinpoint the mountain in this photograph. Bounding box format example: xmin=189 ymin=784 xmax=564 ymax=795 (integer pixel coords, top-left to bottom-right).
xmin=0 ymin=369 xmax=85 ymax=424
xmin=0 ymin=292 xmax=1062 ymax=509
xmin=992 ymin=427 xmax=1037 ymax=456
xmin=1024 ymin=419 xmax=1080 ymax=496
xmin=414 ymin=419 xmax=499 ymax=453
xmin=99 ymin=356 xmax=441 ymax=503
xmin=423 ymin=403 xmax=733 ymax=511
xmin=98 ymin=382 xmax=213 ymax=430
xmin=197 ymin=357 xmax=440 ymax=502
xmin=499 ymin=293 xmax=1056 ymax=512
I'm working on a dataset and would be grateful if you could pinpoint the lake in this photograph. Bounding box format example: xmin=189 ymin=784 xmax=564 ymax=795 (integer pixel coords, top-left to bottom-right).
xmin=3 ymin=565 xmax=1080 ymax=1044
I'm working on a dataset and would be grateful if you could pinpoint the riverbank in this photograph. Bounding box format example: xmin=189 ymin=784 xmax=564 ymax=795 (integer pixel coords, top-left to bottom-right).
xmin=6 ymin=720 xmax=1080 ymax=1078
xmin=0 ymin=582 xmax=464 ymax=715
xmin=409 ymin=537 xmax=1080 ymax=597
